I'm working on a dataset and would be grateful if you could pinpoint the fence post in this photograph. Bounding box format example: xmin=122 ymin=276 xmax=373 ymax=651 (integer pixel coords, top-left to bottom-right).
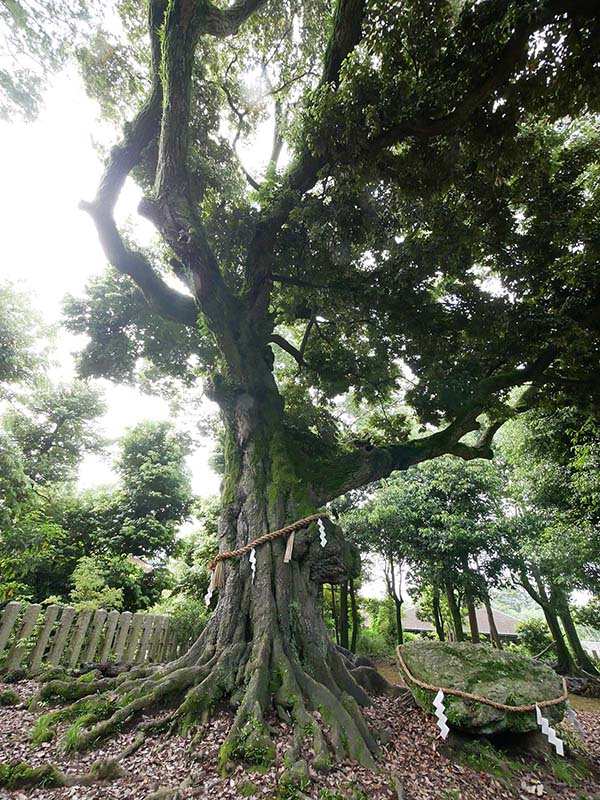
xmin=83 ymin=609 xmax=108 ymax=663
xmin=135 ymin=615 xmax=155 ymax=663
xmin=112 ymin=612 xmax=132 ymax=661
xmin=123 ymin=612 xmax=145 ymax=662
xmin=47 ymin=606 xmax=76 ymax=667
xmin=5 ymin=604 xmax=42 ymax=671
xmin=0 ymin=602 xmax=22 ymax=655
xmin=29 ymin=604 xmax=60 ymax=673
xmin=148 ymin=615 xmax=166 ymax=662
xmin=68 ymin=609 xmax=94 ymax=669
xmin=99 ymin=610 xmax=120 ymax=662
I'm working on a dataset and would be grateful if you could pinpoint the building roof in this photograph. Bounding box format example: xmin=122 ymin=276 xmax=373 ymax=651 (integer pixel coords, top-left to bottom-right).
xmin=403 ymin=606 xmax=521 ymax=637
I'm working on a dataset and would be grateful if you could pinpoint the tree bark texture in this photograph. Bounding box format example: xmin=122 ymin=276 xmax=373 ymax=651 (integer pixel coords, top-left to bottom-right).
xmin=445 ymin=585 xmax=465 ymax=642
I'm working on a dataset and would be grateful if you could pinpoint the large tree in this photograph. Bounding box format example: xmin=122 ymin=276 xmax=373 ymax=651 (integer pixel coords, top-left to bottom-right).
xmin=41 ymin=0 xmax=600 ymax=771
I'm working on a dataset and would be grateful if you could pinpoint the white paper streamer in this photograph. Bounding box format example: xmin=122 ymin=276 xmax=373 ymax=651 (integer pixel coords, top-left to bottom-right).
xmin=535 ymin=704 xmax=564 ymax=756
xmin=433 ymin=689 xmax=449 ymax=739
xmin=204 ymin=586 xmax=213 ymax=606
xmin=318 ymin=518 xmax=327 ymax=547
xmin=566 ymin=705 xmax=585 ymax=739
xmin=249 ymin=548 xmax=257 ymax=581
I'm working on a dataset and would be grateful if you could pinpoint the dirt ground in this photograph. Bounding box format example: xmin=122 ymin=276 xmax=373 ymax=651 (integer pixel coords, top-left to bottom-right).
xmin=1 ymin=672 xmax=600 ymax=800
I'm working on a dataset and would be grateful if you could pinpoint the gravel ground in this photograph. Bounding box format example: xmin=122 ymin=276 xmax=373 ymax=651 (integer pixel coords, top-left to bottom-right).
xmin=1 ymin=679 xmax=599 ymax=800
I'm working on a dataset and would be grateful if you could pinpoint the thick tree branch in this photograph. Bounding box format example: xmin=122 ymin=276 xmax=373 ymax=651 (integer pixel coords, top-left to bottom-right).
xmin=313 ymin=349 xmax=557 ymax=504
xmin=202 ymin=0 xmax=270 ymax=38
xmin=244 ymin=0 xmax=367 ymax=317
xmin=367 ymin=0 xmax=598 ymax=154
xmin=80 ymin=0 xmax=198 ymax=327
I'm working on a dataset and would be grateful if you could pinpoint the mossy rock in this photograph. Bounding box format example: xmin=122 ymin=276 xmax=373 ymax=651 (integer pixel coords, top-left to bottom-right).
xmin=399 ymin=641 xmax=566 ymax=735
xmin=0 ymin=688 xmax=20 ymax=706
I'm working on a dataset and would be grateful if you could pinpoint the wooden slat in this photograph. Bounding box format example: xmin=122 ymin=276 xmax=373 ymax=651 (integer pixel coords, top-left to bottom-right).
xmin=83 ymin=609 xmax=108 ymax=663
xmin=29 ymin=604 xmax=60 ymax=673
xmin=112 ymin=612 xmax=132 ymax=661
xmin=123 ymin=612 xmax=145 ymax=662
xmin=157 ymin=618 xmax=171 ymax=662
xmin=0 ymin=602 xmax=22 ymax=654
xmin=99 ymin=610 xmax=120 ymax=662
xmin=68 ymin=609 xmax=93 ymax=669
xmin=47 ymin=606 xmax=76 ymax=666
xmin=5 ymin=604 xmax=42 ymax=670
xmin=135 ymin=616 xmax=155 ymax=663
xmin=148 ymin=615 xmax=166 ymax=662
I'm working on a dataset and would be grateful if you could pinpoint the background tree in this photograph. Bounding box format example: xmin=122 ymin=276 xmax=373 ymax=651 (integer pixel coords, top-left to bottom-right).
xmin=495 ymin=410 xmax=600 ymax=675
xmin=3 ymin=379 xmax=106 ymax=485
xmin=20 ymin=0 xmax=600 ymax=769
xmin=0 ymin=281 xmax=45 ymax=395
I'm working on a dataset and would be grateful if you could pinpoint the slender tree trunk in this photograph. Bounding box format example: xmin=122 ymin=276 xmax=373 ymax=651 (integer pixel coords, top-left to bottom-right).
xmin=555 ymin=592 xmax=598 ymax=675
xmin=446 ymin=584 xmax=465 ymax=642
xmin=483 ymin=596 xmax=502 ymax=649
xmin=339 ymin=580 xmax=349 ymax=650
xmin=331 ymin=584 xmax=340 ymax=645
xmin=349 ymin=578 xmax=359 ymax=653
xmin=519 ymin=568 xmax=578 ymax=674
xmin=432 ymin=586 xmax=445 ymax=641
xmin=466 ymin=596 xmax=480 ymax=643
xmin=385 ymin=554 xmax=403 ymax=645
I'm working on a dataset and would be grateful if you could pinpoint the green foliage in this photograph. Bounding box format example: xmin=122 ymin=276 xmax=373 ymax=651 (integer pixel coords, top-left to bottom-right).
xmin=0 ymin=281 xmax=44 ymax=391
xmin=356 ymin=597 xmax=398 ymax=656
xmin=0 ymin=1 xmax=100 ymax=120
xmin=574 ymin=597 xmax=600 ymax=632
xmin=515 ymin=618 xmax=554 ymax=659
xmin=69 ymin=556 xmax=125 ymax=610
xmin=3 ymin=378 xmax=105 ymax=485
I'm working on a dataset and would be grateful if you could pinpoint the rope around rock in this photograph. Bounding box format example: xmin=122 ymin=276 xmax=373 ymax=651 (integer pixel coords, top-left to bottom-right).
xmin=396 ymin=645 xmax=568 ymax=712
xmin=207 ymin=512 xmax=329 ymax=572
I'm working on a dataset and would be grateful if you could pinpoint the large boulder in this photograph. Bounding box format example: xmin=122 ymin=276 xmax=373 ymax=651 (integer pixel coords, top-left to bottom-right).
xmin=398 ymin=641 xmax=566 ymax=735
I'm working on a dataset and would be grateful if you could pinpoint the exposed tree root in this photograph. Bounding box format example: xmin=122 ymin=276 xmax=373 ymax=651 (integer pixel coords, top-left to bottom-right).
xmin=29 ymin=624 xmax=381 ymax=779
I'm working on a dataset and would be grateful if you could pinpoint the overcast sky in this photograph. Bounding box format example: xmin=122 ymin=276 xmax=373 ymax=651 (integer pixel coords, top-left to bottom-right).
xmin=0 ymin=69 xmax=223 ymax=497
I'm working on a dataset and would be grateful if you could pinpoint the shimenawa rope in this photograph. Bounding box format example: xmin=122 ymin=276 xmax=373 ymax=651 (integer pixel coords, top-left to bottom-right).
xmin=205 ymin=512 xmax=329 ymax=596
xmin=396 ymin=645 xmax=568 ymax=713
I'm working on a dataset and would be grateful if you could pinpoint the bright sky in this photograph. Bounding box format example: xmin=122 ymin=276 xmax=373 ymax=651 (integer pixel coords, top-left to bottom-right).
xmin=0 ymin=69 xmax=220 ymax=497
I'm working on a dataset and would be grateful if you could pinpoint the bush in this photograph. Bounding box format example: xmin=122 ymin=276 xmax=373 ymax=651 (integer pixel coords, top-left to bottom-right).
xmin=515 ymin=617 xmax=554 ymax=658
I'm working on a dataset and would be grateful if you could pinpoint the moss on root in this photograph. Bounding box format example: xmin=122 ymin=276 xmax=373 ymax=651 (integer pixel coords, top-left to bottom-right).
xmin=0 ymin=762 xmax=62 ymax=790
xmin=0 ymin=688 xmax=20 ymax=706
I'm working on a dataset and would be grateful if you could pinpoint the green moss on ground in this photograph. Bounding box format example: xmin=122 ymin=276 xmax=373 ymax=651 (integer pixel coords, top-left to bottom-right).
xmin=0 ymin=688 xmax=20 ymax=706
xmin=0 ymin=762 xmax=62 ymax=790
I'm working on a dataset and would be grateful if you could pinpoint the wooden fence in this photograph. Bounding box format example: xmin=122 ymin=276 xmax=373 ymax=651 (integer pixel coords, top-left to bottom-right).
xmin=0 ymin=602 xmax=188 ymax=675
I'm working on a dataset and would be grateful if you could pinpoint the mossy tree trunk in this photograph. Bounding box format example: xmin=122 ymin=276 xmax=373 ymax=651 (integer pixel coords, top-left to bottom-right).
xmin=432 ymin=586 xmax=445 ymax=641
xmin=466 ymin=596 xmax=480 ymax=643
xmin=483 ymin=597 xmax=502 ymax=649
xmin=519 ymin=569 xmax=578 ymax=674
xmin=555 ymin=591 xmax=598 ymax=676
xmin=445 ymin=584 xmax=465 ymax=642
xmin=35 ymin=369 xmax=382 ymax=772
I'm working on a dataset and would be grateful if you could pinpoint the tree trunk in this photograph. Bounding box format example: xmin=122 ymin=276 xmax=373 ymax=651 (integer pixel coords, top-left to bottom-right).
xmin=35 ymin=393 xmax=378 ymax=771
xmin=483 ymin=597 xmax=502 ymax=649
xmin=556 ymin=592 xmax=598 ymax=675
xmin=385 ymin=555 xmax=403 ymax=645
xmin=339 ymin=581 xmax=349 ymax=650
xmin=466 ymin=596 xmax=480 ymax=643
xmin=432 ymin=586 xmax=445 ymax=641
xmin=445 ymin=584 xmax=465 ymax=642
xmin=331 ymin=584 xmax=340 ymax=645
xmin=349 ymin=578 xmax=359 ymax=653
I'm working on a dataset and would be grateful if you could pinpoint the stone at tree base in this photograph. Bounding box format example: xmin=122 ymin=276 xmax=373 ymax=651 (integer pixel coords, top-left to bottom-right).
xmin=398 ymin=641 xmax=566 ymax=735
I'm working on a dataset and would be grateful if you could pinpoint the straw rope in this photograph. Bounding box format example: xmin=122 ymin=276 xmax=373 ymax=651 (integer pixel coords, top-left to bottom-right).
xmin=207 ymin=512 xmax=329 ymax=572
xmin=396 ymin=645 xmax=568 ymax=712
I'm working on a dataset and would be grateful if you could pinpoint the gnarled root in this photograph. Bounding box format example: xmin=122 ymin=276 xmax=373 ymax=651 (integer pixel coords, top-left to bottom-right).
xmin=29 ymin=625 xmax=380 ymax=777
